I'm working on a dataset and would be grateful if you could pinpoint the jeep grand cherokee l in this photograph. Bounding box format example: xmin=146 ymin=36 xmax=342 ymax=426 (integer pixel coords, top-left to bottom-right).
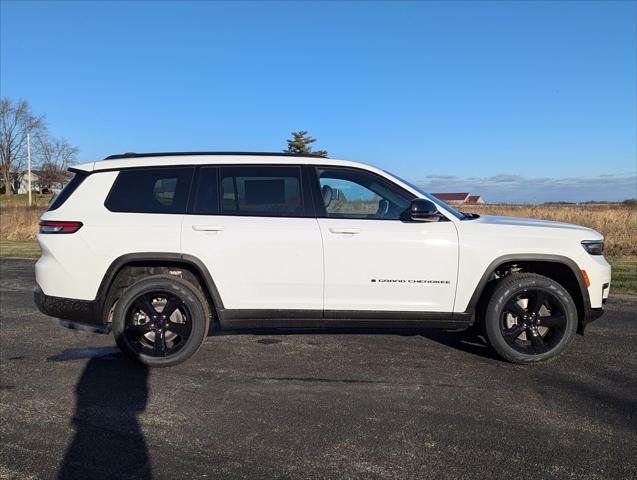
xmin=34 ymin=152 xmax=611 ymax=367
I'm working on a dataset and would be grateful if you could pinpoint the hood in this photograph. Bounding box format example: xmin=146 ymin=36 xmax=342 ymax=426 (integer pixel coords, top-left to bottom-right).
xmin=473 ymin=215 xmax=603 ymax=239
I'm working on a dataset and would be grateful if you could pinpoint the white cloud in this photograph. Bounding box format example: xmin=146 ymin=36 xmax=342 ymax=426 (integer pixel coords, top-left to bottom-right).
xmin=413 ymin=174 xmax=637 ymax=203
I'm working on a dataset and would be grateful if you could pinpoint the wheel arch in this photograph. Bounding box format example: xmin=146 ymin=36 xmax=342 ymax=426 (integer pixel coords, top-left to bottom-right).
xmin=466 ymin=254 xmax=591 ymax=334
xmin=96 ymin=253 xmax=224 ymax=323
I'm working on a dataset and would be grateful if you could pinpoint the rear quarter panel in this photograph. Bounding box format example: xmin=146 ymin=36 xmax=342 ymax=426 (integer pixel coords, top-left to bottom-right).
xmin=36 ymin=171 xmax=183 ymax=300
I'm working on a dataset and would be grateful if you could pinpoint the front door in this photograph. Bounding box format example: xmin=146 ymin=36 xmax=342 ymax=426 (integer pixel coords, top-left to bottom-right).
xmin=181 ymin=165 xmax=323 ymax=312
xmin=314 ymin=167 xmax=459 ymax=313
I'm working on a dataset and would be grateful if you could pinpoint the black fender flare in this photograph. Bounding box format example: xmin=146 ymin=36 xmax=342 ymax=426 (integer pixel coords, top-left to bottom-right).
xmin=464 ymin=253 xmax=592 ymax=323
xmin=95 ymin=252 xmax=225 ymax=317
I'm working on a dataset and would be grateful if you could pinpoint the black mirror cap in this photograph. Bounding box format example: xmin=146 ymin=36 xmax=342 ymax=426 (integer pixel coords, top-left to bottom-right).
xmin=406 ymin=198 xmax=440 ymax=222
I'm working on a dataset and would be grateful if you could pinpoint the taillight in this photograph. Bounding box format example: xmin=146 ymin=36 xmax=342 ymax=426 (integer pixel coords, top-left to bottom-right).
xmin=39 ymin=220 xmax=83 ymax=234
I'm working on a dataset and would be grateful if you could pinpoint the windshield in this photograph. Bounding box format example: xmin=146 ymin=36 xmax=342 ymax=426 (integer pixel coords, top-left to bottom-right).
xmin=383 ymin=171 xmax=466 ymax=220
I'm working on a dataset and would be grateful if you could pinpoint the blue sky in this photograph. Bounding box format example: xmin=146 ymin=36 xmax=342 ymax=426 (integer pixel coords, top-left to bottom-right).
xmin=1 ymin=1 xmax=635 ymax=202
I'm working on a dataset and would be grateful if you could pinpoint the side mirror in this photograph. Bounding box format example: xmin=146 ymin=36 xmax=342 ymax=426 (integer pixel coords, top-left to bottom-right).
xmin=402 ymin=198 xmax=440 ymax=222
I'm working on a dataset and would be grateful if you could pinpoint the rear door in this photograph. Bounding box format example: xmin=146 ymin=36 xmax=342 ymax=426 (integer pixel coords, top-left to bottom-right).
xmin=313 ymin=167 xmax=459 ymax=313
xmin=181 ymin=165 xmax=324 ymax=312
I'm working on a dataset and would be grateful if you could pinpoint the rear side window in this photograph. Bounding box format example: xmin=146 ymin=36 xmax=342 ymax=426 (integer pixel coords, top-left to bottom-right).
xmin=219 ymin=166 xmax=305 ymax=217
xmin=105 ymin=167 xmax=194 ymax=214
xmin=47 ymin=171 xmax=88 ymax=211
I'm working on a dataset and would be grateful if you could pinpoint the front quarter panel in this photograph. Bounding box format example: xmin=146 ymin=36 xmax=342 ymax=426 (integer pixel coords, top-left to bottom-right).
xmin=454 ymin=217 xmax=610 ymax=312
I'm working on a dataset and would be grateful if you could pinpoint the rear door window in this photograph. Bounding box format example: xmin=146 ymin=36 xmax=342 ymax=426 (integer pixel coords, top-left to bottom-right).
xmin=105 ymin=167 xmax=194 ymax=214
xmin=219 ymin=166 xmax=307 ymax=217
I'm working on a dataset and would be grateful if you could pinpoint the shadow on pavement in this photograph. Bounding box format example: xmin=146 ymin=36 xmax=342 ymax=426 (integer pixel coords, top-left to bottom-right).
xmin=49 ymin=348 xmax=152 ymax=480
xmin=419 ymin=329 xmax=500 ymax=360
xmin=218 ymin=326 xmax=500 ymax=361
xmin=531 ymin=363 xmax=637 ymax=432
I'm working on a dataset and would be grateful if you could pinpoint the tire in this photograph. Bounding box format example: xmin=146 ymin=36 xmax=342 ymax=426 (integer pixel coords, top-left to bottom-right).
xmin=112 ymin=275 xmax=210 ymax=367
xmin=484 ymin=273 xmax=578 ymax=363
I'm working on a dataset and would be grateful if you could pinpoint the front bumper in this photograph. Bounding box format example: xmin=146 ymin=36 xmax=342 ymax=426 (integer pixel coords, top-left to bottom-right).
xmin=578 ymin=306 xmax=605 ymax=335
xmin=34 ymin=288 xmax=110 ymax=334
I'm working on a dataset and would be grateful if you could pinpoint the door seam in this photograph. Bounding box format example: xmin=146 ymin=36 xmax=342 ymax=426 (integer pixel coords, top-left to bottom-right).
xmin=315 ymin=218 xmax=326 ymax=318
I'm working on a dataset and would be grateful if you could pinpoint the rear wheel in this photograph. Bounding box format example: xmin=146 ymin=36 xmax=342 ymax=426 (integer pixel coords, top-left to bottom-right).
xmin=484 ymin=273 xmax=577 ymax=363
xmin=112 ymin=275 xmax=210 ymax=367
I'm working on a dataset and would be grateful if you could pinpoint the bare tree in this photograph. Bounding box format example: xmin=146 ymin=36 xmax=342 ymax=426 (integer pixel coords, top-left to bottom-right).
xmin=35 ymin=136 xmax=78 ymax=189
xmin=0 ymin=98 xmax=46 ymax=195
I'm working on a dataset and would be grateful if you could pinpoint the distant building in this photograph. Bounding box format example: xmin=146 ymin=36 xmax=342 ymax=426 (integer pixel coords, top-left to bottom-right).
xmin=465 ymin=195 xmax=485 ymax=205
xmin=432 ymin=192 xmax=486 ymax=205
xmin=432 ymin=192 xmax=469 ymax=205
xmin=0 ymin=171 xmax=42 ymax=194
xmin=14 ymin=171 xmax=42 ymax=194
xmin=0 ymin=171 xmax=63 ymax=195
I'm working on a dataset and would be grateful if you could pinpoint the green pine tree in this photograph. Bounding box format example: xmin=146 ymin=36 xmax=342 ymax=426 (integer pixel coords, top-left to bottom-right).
xmin=284 ymin=131 xmax=328 ymax=157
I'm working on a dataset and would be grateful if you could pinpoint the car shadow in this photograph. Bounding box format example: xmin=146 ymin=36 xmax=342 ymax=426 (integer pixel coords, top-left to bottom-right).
xmin=215 ymin=326 xmax=500 ymax=361
xmin=418 ymin=328 xmax=500 ymax=360
xmin=49 ymin=348 xmax=152 ymax=480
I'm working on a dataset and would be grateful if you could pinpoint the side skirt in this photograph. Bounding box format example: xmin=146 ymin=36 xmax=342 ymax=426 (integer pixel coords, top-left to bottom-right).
xmin=217 ymin=309 xmax=472 ymax=330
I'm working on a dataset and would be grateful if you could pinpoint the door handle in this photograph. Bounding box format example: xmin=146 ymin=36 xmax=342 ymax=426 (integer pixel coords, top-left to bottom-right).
xmin=329 ymin=228 xmax=361 ymax=235
xmin=192 ymin=225 xmax=224 ymax=232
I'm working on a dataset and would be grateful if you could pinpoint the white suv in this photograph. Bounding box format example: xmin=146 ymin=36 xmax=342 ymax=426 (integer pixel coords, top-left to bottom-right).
xmin=34 ymin=152 xmax=611 ymax=367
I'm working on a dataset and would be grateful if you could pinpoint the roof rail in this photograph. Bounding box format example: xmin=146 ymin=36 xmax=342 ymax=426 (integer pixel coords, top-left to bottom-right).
xmin=103 ymin=151 xmax=328 ymax=160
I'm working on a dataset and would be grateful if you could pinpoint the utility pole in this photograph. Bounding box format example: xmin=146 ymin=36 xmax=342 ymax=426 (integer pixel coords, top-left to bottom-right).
xmin=27 ymin=133 xmax=32 ymax=206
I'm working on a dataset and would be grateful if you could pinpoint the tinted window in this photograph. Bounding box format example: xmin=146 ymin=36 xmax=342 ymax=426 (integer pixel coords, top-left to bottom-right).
xmin=105 ymin=167 xmax=193 ymax=214
xmin=47 ymin=171 xmax=87 ymax=211
xmin=317 ymin=168 xmax=411 ymax=219
xmin=193 ymin=167 xmax=220 ymax=215
xmin=220 ymin=166 xmax=305 ymax=217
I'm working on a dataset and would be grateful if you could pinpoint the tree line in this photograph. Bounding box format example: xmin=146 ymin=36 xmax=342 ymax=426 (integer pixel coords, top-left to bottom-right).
xmin=0 ymin=98 xmax=79 ymax=195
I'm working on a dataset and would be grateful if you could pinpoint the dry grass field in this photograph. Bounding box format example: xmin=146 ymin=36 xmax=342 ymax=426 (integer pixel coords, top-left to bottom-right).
xmin=0 ymin=205 xmax=43 ymax=241
xmin=463 ymin=204 xmax=636 ymax=257
xmin=0 ymin=194 xmax=54 ymax=241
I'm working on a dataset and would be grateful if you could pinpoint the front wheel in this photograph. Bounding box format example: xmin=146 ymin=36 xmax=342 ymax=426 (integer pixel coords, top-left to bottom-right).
xmin=112 ymin=275 xmax=210 ymax=367
xmin=484 ymin=273 xmax=578 ymax=363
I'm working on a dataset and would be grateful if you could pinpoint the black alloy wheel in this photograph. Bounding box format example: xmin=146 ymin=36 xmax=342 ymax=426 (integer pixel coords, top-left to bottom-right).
xmin=500 ymin=288 xmax=567 ymax=355
xmin=124 ymin=291 xmax=193 ymax=357
xmin=484 ymin=273 xmax=578 ymax=363
xmin=113 ymin=275 xmax=210 ymax=367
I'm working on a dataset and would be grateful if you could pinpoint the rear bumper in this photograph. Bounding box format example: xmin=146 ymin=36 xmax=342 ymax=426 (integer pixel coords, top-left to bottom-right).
xmin=34 ymin=287 xmax=109 ymax=333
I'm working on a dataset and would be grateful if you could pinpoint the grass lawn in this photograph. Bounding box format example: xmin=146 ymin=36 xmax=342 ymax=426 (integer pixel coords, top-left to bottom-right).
xmin=0 ymin=240 xmax=635 ymax=294
xmin=0 ymin=193 xmax=54 ymax=207
xmin=0 ymin=240 xmax=41 ymax=259
xmin=609 ymin=256 xmax=637 ymax=294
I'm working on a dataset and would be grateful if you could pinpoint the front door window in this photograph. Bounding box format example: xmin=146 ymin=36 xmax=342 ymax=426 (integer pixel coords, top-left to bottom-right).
xmin=317 ymin=168 xmax=412 ymax=220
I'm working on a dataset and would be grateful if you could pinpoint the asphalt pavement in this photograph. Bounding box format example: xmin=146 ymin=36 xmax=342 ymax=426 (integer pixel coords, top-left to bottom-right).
xmin=1 ymin=258 xmax=636 ymax=480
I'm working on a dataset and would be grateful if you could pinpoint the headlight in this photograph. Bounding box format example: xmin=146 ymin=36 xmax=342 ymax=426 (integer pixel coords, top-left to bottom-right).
xmin=581 ymin=240 xmax=604 ymax=255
